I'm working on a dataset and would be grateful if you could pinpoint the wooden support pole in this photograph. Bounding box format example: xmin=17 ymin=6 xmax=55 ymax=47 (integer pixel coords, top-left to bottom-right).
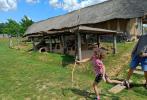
xmin=32 ymin=38 xmax=36 ymax=51
xmin=113 ymin=34 xmax=117 ymax=54
xmin=85 ymin=34 xmax=88 ymax=50
xmin=97 ymin=35 xmax=100 ymax=48
xmin=63 ymin=35 xmax=67 ymax=54
xmin=77 ymin=32 xmax=82 ymax=61
xmin=49 ymin=36 xmax=52 ymax=52
xmin=61 ymin=35 xmax=64 ymax=53
xmin=117 ymin=19 xmax=120 ymax=32
xmin=9 ymin=36 xmax=13 ymax=48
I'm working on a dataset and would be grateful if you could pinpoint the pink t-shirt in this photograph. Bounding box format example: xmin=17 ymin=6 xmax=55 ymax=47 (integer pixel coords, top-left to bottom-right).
xmin=91 ymin=55 xmax=104 ymax=75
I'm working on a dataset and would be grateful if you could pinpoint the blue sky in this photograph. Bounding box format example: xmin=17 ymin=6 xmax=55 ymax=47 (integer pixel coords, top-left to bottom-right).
xmin=0 ymin=0 xmax=106 ymax=22
xmin=0 ymin=0 xmax=67 ymax=22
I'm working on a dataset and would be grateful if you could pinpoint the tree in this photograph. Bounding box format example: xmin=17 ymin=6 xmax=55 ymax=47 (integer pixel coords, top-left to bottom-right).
xmin=3 ymin=19 xmax=21 ymax=36
xmin=0 ymin=23 xmax=5 ymax=34
xmin=20 ymin=15 xmax=33 ymax=36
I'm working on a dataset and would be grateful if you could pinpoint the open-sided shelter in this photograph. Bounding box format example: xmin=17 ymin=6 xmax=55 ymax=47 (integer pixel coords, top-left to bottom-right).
xmin=24 ymin=0 xmax=147 ymax=60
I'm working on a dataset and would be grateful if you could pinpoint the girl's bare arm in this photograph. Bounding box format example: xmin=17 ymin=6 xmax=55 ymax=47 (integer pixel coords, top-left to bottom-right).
xmin=76 ymin=57 xmax=91 ymax=63
xmin=102 ymin=65 xmax=106 ymax=82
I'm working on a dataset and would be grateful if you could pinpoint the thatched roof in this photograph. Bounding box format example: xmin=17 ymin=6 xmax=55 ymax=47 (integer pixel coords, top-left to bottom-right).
xmin=25 ymin=0 xmax=147 ymax=36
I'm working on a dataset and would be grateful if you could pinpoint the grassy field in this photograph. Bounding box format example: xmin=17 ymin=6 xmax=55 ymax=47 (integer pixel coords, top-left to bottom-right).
xmin=0 ymin=38 xmax=147 ymax=100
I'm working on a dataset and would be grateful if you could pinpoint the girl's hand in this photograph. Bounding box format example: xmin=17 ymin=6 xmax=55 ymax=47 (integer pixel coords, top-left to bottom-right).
xmin=103 ymin=75 xmax=106 ymax=82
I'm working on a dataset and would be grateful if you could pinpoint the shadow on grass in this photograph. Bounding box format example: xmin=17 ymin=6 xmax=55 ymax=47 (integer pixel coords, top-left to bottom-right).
xmin=70 ymin=88 xmax=95 ymax=99
xmin=69 ymin=88 xmax=120 ymax=100
xmin=61 ymin=55 xmax=74 ymax=67
xmin=130 ymin=83 xmax=144 ymax=88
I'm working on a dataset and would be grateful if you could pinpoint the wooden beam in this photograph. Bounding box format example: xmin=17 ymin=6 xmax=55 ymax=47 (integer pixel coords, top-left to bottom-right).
xmin=77 ymin=32 xmax=82 ymax=60
xmin=113 ymin=34 xmax=117 ymax=54
xmin=79 ymin=26 xmax=118 ymax=34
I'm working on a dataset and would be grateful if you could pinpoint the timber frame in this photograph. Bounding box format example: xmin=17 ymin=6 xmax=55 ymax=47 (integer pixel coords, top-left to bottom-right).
xmin=29 ymin=25 xmax=119 ymax=61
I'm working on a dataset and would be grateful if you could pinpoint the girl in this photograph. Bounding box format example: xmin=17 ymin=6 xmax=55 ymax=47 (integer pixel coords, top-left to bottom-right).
xmin=77 ymin=48 xmax=123 ymax=100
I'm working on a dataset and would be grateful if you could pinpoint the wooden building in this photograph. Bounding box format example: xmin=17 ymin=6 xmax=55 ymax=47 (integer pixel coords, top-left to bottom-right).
xmin=24 ymin=0 xmax=147 ymax=60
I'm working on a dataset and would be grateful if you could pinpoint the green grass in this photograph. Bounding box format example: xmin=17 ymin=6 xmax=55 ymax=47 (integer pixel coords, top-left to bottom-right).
xmin=0 ymin=39 xmax=147 ymax=100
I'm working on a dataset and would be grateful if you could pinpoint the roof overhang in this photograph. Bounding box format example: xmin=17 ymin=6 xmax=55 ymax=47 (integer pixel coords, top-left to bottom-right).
xmin=24 ymin=25 xmax=121 ymax=38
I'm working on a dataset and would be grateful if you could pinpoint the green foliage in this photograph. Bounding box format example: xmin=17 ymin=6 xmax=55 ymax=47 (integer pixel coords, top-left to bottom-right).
xmin=3 ymin=19 xmax=21 ymax=35
xmin=0 ymin=23 xmax=5 ymax=34
xmin=20 ymin=15 xmax=33 ymax=36
xmin=0 ymin=15 xmax=33 ymax=36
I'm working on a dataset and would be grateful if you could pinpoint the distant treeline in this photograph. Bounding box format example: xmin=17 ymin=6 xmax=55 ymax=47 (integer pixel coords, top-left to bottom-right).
xmin=0 ymin=16 xmax=33 ymax=37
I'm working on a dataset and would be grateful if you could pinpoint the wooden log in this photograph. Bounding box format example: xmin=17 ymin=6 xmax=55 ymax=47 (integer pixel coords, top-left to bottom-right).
xmin=109 ymin=80 xmax=133 ymax=94
xmin=133 ymin=70 xmax=144 ymax=75
xmin=127 ymin=68 xmax=144 ymax=75
xmin=108 ymin=84 xmax=126 ymax=94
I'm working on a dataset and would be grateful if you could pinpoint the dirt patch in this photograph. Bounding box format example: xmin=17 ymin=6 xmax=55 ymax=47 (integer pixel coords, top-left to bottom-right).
xmin=107 ymin=53 xmax=131 ymax=77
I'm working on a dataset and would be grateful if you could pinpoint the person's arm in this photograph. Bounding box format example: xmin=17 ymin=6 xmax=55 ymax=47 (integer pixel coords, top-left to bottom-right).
xmin=140 ymin=52 xmax=147 ymax=57
xmin=76 ymin=57 xmax=91 ymax=63
xmin=131 ymin=42 xmax=139 ymax=57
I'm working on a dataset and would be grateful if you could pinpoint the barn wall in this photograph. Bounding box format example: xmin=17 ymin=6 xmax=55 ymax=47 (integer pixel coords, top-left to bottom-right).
xmin=127 ymin=19 xmax=137 ymax=36
xmin=126 ymin=18 xmax=143 ymax=41
xmin=84 ymin=18 xmax=143 ymax=41
xmin=85 ymin=19 xmax=128 ymax=32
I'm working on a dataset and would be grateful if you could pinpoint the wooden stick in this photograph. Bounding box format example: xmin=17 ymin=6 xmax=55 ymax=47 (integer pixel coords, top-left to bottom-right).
xmin=72 ymin=61 xmax=77 ymax=83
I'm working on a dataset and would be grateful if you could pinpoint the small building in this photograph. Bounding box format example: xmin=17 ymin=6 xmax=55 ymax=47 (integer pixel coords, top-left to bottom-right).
xmin=0 ymin=34 xmax=9 ymax=38
xmin=24 ymin=0 xmax=147 ymax=60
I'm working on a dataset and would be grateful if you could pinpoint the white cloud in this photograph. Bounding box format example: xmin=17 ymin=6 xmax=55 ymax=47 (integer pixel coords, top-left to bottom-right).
xmin=49 ymin=0 xmax=59 ymax=7
xmin=49 ymin=0 xmax=107 ymax=11
xmin=26 ymin=0 xmax=39 ymax=4
xmin=0 ymin=0 xmax=17 ymax=11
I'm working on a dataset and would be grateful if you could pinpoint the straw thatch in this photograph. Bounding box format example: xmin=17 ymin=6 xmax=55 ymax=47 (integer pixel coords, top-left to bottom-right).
xmin=25 ymin=0 xmax=147 ymax=36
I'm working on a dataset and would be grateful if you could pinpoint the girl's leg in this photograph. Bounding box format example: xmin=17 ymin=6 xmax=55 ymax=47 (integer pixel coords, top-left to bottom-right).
xmin=106 ymin=77 xmax=122 ymax=84
xmin=144 ymin=71 xmax=147 ymax=84
xmin=127 ymin=68 xmax=134 ymax=81
xmin=93 ymin=82 xmax=99 ymax=97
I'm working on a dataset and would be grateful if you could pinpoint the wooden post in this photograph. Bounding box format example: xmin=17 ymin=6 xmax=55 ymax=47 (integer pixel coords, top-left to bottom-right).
xmin=9 ymin=35 xmax=13 ymax=48
xmin=77 ymin=32 xmax=82 ymax=60
xmin=61 ymin=35 xmax=64 ymax=53
xmin=49 ymin=36 xmax=52 ymax=52
xmin=64 ymin=35 xmax=68 ymax=54
xmin=97 ymin=35 xmax=100 ymax=48
xmin=85 ymin=34 xmax=88 ymax=50
xmin=117 ymin=19 xmax=120 ymax=32
xmin=32 ymin=38 xmax=36 ymax=51
xmin=61 ymin=35 xmax=67 ymax=54
xmin=113 ymin=34 xmax=117 ymax=54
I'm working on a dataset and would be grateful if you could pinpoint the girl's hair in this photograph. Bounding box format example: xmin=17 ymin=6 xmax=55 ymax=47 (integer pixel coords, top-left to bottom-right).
xmin=94 ymin=48 xmax=106 ymax=59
